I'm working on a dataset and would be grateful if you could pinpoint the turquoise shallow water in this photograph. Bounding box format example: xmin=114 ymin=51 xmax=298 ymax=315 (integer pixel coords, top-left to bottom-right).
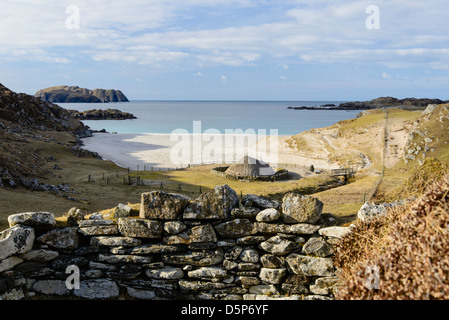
xmin=59 ymin=100 xmax=360 ymax=136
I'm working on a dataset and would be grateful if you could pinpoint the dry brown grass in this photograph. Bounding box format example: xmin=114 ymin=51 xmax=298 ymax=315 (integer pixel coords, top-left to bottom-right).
xmin=334 ymin=172 xmax=449 ymax=300
xmin=375 ymin=157 xmax=449 ymax=203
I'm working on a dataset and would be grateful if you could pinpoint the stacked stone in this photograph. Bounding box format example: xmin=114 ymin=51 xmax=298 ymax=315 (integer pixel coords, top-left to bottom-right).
xmin=0 ymin=185 xmax=350 ymax=300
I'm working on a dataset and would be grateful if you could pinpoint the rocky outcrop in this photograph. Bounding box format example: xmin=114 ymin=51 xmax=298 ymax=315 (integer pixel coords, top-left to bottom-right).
xmin=337 ymin=97 xmax=447 ymax=110
xmin=0 ymin=83 xmax=93 ymax=187
xmin=68 ymin=109 xmax=136 ymax=120
xmin=35 ymin=86 xmax=129 ymax=103
xmin=357 ymin=200 xmax=407 ymax=222
xmin=288 ymin=97 xmax=448 ymax=111
xmin=0 ymin=84 xmax=87 ymax=133
xmin=0 ymin=185 xmax=351 ymax=300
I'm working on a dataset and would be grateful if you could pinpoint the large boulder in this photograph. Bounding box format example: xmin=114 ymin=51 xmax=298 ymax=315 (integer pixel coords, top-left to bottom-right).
xmin=145 ymin=266 xmax=184 ymax=280
xmin=187 ymin=266 xmax=227 ymax=279
xmin=161 ymin=249 xmax=224 ymax=266
xmin=256 ymin=208 xmax=281 ymax=222
xmin=32 ymin=280 xmax=70 ymax=296
xmin=281 ymin=193 xmax=323 ymax=224
xmin=183 ymin=185 xmax=239 ymax=219
xmin=36 ymin=227 xmax=79 ymax=250
xmin=0 ymin=256 xmax=24 ymax=273
xmin=242 ymin=194 xmax=280 ymax=209
xmin=286 ymin=253 xmax=335 ymax=277
xmin=140 ymin=191 xmax=190 ymax=220
xmin=214 ymin=219 xmax=254 ymax=238
xmin=118 ymin=218 xmax=162 ymax=239
xmin=259 ymin=268 xmax=287 ymax=284
xmin=357 ymin=201 xmax=402 ymax=222
xmin=301 ymin=236 xmax=334 ymax=257
xmin=7 ymin=212 xmax=55 ymax=230
xmin=0 ymin=225 xmax=35 ymax=260
xmin=66 ymin=208 xmax=84 ymax=226
xmin=73 ymin=279 xmax=120 ymax=299
xmin=259 ymin=235 xmax=300 ymax=256
xmin=90 ymin=236 xmax=142 ymax=247
xmin=318 ymin=226 xmax=351 ymax=239
xmin=163 ymin=224 xmax=217 ymax=245
xmin=113 ymin=203 xmax=132 ymax=219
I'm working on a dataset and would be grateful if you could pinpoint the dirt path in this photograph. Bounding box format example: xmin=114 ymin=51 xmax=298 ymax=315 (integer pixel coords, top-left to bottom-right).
xmin=384 ymin=121 xmax=411 ymax=168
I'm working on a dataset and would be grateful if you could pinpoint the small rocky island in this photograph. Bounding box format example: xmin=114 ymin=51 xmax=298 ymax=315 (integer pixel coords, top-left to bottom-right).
xmin=35 ymin=86 xmax=129 ymax=103
xmin=288 ymin=97 xmax=448 ymax=111
xmin=69 ymin=109 xmax=137 ymax=120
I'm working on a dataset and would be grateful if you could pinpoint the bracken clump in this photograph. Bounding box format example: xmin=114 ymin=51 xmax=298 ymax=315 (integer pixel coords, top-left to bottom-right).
xmin=334 ymin=173 xmax=449 ymax=299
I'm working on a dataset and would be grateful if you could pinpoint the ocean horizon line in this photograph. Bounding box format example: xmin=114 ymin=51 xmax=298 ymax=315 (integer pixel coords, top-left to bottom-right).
xmin=57 ymin=99 xmax=350 ymax=103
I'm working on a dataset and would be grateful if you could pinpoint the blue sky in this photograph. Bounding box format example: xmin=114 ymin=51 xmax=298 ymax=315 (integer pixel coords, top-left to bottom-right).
xmin=1 ymin=0 xmax=449 ymax=101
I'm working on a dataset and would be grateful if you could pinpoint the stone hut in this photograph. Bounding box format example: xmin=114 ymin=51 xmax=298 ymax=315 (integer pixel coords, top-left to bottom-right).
xmin=225 ymin=156 xmax=275 ymax=179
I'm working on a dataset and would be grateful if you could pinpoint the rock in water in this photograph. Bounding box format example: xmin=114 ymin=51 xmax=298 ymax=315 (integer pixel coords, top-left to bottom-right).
xmin=69 ymin=108 xmax=136 ymax=120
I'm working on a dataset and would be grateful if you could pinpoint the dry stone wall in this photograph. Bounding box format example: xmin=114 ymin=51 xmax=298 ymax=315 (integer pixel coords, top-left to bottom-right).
xmin=0 ymin=185 xmax=350 ymax=300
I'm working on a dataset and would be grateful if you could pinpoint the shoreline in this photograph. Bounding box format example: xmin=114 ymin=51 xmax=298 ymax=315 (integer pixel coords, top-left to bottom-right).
xmin=80 ymin=131 xmax=338 ymax=172
xmin=81 ymin=132 xmax=288 ymax=170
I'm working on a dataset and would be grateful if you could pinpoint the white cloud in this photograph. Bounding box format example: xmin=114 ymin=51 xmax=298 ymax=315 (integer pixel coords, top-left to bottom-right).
xmin=0 ymin=0 xmax=448 ymax=72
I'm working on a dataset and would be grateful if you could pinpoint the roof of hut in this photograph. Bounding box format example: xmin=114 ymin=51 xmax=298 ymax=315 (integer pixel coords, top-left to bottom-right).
xmin=225 ymin=155 xmax=275 ymax=177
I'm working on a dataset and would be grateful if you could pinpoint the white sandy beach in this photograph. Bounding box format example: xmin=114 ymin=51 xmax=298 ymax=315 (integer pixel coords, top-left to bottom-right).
xmin=81 ymin=132 xmax=280 ymax=170
xmin=81 ymin=132 xmax=336 ymax=171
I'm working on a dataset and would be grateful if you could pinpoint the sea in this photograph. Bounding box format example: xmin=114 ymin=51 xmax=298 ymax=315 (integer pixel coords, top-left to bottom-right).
xmin=59 ymin=100 xmax=360 ymax=136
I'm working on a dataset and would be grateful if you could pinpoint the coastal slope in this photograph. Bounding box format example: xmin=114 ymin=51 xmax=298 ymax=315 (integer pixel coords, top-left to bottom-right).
xmin=0 ymin=83 xmax=91 ymax=180
xmin=0 ymin=83 xmax=134 ymax=230
xmin=35 ymin=85 xmax=129 ymax=103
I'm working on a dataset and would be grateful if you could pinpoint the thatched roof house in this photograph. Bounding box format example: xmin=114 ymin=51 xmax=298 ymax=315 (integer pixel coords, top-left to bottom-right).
xmin=225 ymin=155 xmax=275 ymax=178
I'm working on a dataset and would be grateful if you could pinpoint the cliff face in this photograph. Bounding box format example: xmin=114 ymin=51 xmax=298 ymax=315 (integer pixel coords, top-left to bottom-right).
xmin=35 ymin=86 xmax=129 ymax=103
xmin=0 ymin=84 xmax=85 ymax=132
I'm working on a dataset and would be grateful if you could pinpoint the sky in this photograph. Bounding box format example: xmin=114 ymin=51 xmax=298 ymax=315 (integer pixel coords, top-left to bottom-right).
xmin=1 ymin=0 xmax=449 ymax=101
